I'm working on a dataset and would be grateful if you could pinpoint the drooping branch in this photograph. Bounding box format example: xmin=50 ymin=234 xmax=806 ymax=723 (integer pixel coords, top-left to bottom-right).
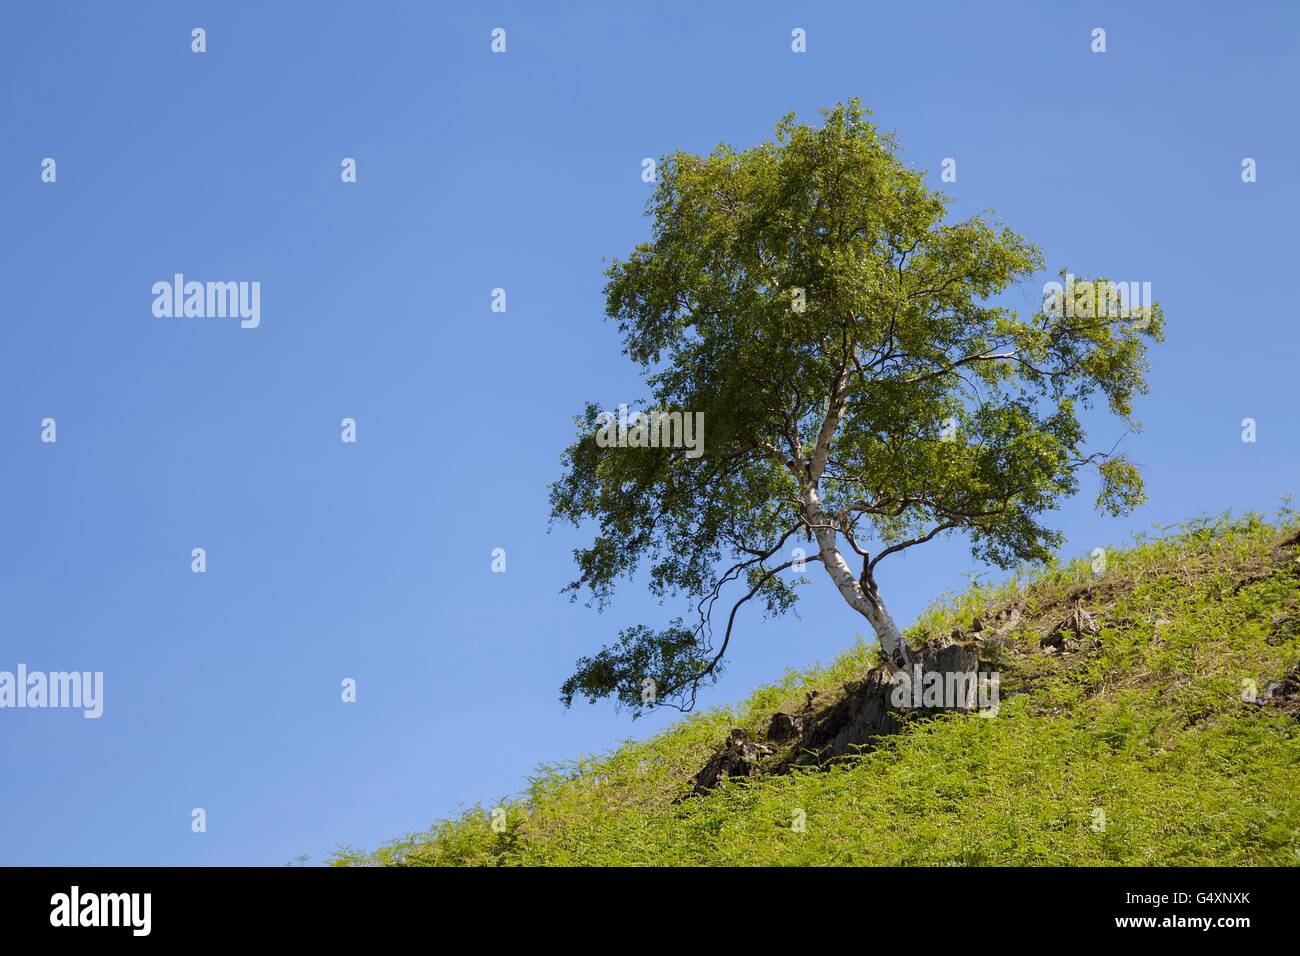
xmin=667 ymin=552 xmax=821 ymax=710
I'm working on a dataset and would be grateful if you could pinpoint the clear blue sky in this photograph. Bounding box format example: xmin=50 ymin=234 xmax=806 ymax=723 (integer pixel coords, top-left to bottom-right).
xmin=2 ymin=1 xmax=1296 ymax=865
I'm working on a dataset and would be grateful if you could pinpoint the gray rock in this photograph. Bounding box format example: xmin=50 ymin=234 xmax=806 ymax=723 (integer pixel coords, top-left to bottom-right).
xmin=687 ymin=635 xmax=989 ymax=794
xmin=689 ymin=733 xmax=773 ymax=794
xmin=766 ymin=712 xmax=803 ymax=743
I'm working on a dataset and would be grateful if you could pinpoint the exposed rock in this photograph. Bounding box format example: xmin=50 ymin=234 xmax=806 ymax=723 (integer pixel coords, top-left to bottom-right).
xmin=780 ymin=667 xmax=901 ymax=771
xmin=766 ymin=712 xmax=803 ymax=743
xmin=986 ymin=601 xmax=1025 ymax=635
xmin=688 ymin=728 xmax=773 ymax=795
xmin=1041 ymin=605 xmax=1099 ymax=653
xmin=780 ymin=636 xmax=983 ymax=772
xmin=973 ymin=601 xmax=1024 ymax=653
xmin=688 ymin=630 xmax=1000 ymax=794
xmin=1251 ymin=661 xmax=1300 ymax=718
xmin=1039 ymin=631 xmax=1068 ymax=652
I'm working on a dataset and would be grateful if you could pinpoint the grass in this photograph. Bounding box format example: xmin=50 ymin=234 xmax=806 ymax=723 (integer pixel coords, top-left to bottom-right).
xmin=331 ymin=509 xmax=1300 ymax=866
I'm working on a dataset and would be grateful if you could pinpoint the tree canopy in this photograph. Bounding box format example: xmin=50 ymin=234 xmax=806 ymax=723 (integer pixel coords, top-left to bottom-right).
xmin=551 ymin=100 xmax=1163 ymax=715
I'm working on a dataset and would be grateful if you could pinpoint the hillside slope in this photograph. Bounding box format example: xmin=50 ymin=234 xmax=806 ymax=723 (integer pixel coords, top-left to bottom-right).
xmin=332 ymin=512 xmax=1300 ymax=866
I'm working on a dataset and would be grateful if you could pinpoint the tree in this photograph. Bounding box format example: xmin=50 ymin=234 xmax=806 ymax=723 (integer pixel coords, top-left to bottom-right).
xmin=550 ymin=101 xmax=1163 ymax=715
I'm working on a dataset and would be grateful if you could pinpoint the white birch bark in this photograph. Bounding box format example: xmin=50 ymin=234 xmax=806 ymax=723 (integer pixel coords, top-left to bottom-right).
xmin=803 ymin=483 xmax=915 ymax=667
xmin=800 ymin=371 xmax=917 ymax=669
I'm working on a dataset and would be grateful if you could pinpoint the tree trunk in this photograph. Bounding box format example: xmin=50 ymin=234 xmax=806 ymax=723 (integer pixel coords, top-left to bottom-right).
xmin=859 ymin=592 xmax=916 ymax=669
xmin=801 ymin=376 xmax=916 ymax=669
xmin=803 ymin=484 xmax=916 ymax=668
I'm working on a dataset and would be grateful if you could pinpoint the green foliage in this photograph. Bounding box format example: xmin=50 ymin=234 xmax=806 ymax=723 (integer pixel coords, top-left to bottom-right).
xmin=335 ymin=512 xmax=1300 ymax=867
xmin=550 ymin=100 xmax=1164 ymax=710
xmin=560 ymin=621 xmax=710 ymax=713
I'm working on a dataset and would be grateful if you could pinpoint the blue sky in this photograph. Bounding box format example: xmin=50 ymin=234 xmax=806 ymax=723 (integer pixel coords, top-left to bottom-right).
xmin=1 ymin=1 xmax=1296 ymax=865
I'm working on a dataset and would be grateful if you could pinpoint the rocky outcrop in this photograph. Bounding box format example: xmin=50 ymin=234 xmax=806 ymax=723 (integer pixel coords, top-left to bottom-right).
xmin=1249 ymin=660 xmax=1300 ymax=718
xmin=778 ymin=635 xmax=983 ymax=771
xmin=1040 ymin=604 xmax=1099 ymax=653
xmin=689 ymin=622 xmax=1007 ymax=793
xmin=688 ymin=729 xmax=774 ymax=795
xmin=765 ymin=711 xmax=804 ymax=743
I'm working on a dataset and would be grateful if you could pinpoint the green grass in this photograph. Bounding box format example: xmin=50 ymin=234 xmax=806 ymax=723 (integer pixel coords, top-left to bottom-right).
xmin=331 ymin=510 xmax=1300 ymax=866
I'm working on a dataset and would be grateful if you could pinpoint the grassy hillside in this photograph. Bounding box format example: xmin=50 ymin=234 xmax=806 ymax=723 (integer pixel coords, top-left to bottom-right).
xmin=332 ymin=511 xmax=1300 ymax=866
